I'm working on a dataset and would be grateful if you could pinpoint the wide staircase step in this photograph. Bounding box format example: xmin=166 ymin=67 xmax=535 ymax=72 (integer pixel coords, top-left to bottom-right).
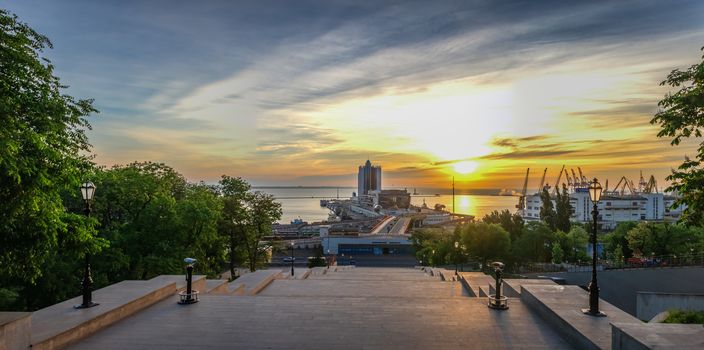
xmin=226 ymin=270 xmax=281 ymax=296
xmin=205 ymin=280 xmax=229 ymax=295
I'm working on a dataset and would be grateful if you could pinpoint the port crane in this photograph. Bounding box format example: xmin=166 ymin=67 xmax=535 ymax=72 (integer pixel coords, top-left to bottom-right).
xmin=516 ymin=168 xmax=530 ymax=211
xmin=644 ymin=175 xmax=659 ymax=193
xmin=553 ymin=165 xmax=565 ymax=194
xmin=537 ymin=168 xmax=547 ymax=193
xmin=612 ymin=176 xmax=637 ymax=196
xmin=578 ymin=167 xmax=588 ymax=185
xmin=565 ymin=168 xmax=573 ymax=188
xmin=571 ymin=168 xmax=580 ymax=187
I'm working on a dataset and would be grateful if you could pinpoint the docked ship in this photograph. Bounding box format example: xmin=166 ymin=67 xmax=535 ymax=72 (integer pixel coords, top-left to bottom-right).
xmin=516 ymin=166 xmax=685 ymax=230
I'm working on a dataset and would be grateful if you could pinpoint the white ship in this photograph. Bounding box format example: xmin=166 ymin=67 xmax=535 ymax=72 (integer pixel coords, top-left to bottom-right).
xmin=516 ymin=166 xmax=685 ymax=230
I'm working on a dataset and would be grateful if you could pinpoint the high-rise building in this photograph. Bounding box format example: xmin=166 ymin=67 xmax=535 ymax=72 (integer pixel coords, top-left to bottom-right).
xmin=357 ymin=160 xmax=381 ymax=195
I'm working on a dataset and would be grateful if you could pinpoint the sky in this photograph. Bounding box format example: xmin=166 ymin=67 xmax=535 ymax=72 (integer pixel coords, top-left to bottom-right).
xmin=4 ymin=0 xmax=704 ymax=191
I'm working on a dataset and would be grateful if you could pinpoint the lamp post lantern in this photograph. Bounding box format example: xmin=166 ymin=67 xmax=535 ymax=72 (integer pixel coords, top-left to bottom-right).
xmin=75 ymin=182 xmax=98 ymax=309
xmin=583 ymin=178 xmax=606 ymax=317
xmin=290 ymin=241 xmax=295 ymax=277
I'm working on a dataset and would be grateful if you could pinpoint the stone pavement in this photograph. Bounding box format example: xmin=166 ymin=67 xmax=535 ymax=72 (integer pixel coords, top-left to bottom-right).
xmin=68 ymin=267 xmax=572 ymax=349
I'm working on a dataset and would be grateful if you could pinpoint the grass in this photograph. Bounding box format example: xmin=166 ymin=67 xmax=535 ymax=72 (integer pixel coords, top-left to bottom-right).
xmin=662 ymin=309 xmax=704 ymax=325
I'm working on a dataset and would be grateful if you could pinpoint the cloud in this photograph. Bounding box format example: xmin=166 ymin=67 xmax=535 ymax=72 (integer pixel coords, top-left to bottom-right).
xmin=5 ymin=0 xmax=704 ymax=187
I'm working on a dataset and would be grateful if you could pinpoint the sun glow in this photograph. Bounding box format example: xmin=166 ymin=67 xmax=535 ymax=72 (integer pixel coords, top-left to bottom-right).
xmin=453 ymin=161 xmax=478 ymax=174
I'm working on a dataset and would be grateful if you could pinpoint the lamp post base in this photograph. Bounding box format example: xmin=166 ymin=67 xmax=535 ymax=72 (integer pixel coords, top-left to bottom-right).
xmin=488 ymin=295 xmax=509 ymax=310
xmin=74 ymin=302 xmax=99 ymax=309
xmin=581 ymin=308 xmax=607 ymax=317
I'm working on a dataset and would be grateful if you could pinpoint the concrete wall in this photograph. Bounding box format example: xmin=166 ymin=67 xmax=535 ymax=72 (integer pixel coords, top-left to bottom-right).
xmin=0 ymin=312 xmax=31 ymax=350
xmin=636 ymin=292 xmax=704 ymax=320
xmin=541 ymin=266 xmax=704 ymax=316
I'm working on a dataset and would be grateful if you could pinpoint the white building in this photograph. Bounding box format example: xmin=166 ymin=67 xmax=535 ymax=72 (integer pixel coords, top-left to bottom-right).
xmin=523 ymin=190 xmax=685 ymax=230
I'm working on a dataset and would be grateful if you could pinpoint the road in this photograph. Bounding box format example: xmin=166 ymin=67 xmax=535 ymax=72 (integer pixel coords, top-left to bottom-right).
xmin=371 ymin=216 xmax=396 ymax=234
xmin=389 ymin=216 xmax=412 ymax=234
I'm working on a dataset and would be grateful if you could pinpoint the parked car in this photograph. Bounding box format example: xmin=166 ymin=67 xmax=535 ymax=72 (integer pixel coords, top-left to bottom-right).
xmin=282 ymin=257 xmax=296 ymax=262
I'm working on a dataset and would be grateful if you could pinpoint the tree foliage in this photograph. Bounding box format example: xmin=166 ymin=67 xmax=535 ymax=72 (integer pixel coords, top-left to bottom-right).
xmin=513 ymin=221 xmax=555 ymax=263
xmin=461 ymin=223 xmax=511 ymax=267
xmin=482 ymin=209 xmax=524 ymax=242
xmin=561 ymin=226 xmax=590 ymax=263
xmin=555 ymin=184 xmax=572 ymax=233
xmin=0 ymin=9 xmax=105 ymax=309
xmin=551 ymin=243 xmax=564 ymax=264
xmin=626 ymin=222 xmax=701 ymax=257
xmin=216 ymin=176 xmax=282 ymax=274
xmin=603 ymin=222 xmax=637 ymax=261
xmin=651 ymin=48 xmax=704 ymax=225
xmin=539 ymin=187 xmax=556 ymax=230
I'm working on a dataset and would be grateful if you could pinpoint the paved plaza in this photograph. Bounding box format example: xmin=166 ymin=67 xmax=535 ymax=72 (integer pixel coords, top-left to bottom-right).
xmin=68 ymin=267 xmax=571 ymax=349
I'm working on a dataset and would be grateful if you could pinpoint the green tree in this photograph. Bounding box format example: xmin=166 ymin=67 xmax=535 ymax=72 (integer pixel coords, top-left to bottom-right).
xmin=218 ymin=176 xmax=251 ymax=278
xmin=608 ymin=244 xmax=624 ymax=267
xmin=308 ymin=245 xmax=326 ymax=268
xmin=513 ymin=221 xmax=555 ymax=263
xmin=650 ymin=48 xmax=704 ymax=225
xmin=551 ymin=243 xmax=564 ymax=264
xmin=177 ymin=183 xmax=224 ymax=277
xmin=539 ymin=187 xmax=556 ymax=231
xmin=603 ymin=222 xmax=636 ymax=261
xmin=482 ymin=209 xmax=524 ymax=242
xmin=243 ymin=191 xmax=282 ymax=272
xmin=555 ymin=184 xmax=572 ymax=233
xmin=0 ymin=10 xmax=103 ymax=310
xmin=461 ymin=222 xmax=511 ymax=268
xmin=627 ymin=222 xmax=657 ymax=257
xmin=410 ymin=228 xmax=450 ymax=267
xmin=560 ymin=226 xmax=590 ymax=263
xmin=89 ymin=162 xmax=188 ymax=281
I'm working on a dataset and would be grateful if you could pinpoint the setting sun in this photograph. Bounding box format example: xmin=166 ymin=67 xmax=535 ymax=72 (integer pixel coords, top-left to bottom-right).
xmin=453 ymin=161 xmax=478 ymax=174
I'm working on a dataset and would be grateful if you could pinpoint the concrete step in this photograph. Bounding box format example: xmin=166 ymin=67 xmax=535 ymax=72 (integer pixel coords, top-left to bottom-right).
xmin=227 ymin=270 xmax=282 ymax=296
xmin=502 ymin=279 xmax=556 ymax=297
xmin=290 ymin=268 xmax=311 ymax=279
xmin=0 ymin=312 xmax=31 ymax=350
xmin=259 ymin=278 xmax=467 ymax=299
xmin=30 ymin=279 xmax=177 ymax=350
xmin=521 ymin=284 xmax=641 ymax=350
xmin=460 ymin=273 xmax=494 ymax=298
xmin=205 ymin=280 xmax=229 ymax=295
xmin=309 ymin=267 xmax=328 ymax=276
xmin=148 ymin=275 xmax=206 ymax=293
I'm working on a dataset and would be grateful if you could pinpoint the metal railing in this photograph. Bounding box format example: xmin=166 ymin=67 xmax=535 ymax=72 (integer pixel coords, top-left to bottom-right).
xmin=517 ymin=252 xmax=704 ymax=274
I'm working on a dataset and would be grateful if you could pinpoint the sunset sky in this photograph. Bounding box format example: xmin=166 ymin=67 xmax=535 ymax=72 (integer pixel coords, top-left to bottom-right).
xmin=6 ymin=0 xmax=704 ymax=190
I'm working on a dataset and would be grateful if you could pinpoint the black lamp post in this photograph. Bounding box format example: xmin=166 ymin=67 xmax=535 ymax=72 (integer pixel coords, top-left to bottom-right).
xmin=583 ymin=178 xmax=606 ymax=317
xmin=327 ymin=249 xmax=331 ymax=268
xmin=432 ymin=249 xmax=435 ymax=267
xmin=290 ymin=241 xmax=295 ymax=277
xmin=454 ymin=241 xmax=459 ymax=276
xmin=75 ymin=181 xmax=98 ymax=309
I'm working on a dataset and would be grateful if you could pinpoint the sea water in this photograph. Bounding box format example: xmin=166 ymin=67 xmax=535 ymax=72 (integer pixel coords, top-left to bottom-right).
xmin=253 ymin=187 xmax=518 ymax=224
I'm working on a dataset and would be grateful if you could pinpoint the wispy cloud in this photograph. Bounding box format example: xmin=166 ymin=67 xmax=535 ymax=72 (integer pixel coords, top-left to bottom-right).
xmin=5 ymin=0 xmax=704 ymax=187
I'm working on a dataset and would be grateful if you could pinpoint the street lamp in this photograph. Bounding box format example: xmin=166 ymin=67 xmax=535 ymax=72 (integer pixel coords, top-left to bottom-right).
xmin=432 ymin=249 xmax=435 ymax=267
xmin=327 ymin=249 xmax=331 ymax=268
xmin=454 ymin=241 xmax=459 ymax=276
xmin=583 ymin=178 xmax=606 ymax=317
xmin=75 ymin=182 xmax=98 ymax=309
xmin=290 ymin=241 xmax=295 ymax=277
